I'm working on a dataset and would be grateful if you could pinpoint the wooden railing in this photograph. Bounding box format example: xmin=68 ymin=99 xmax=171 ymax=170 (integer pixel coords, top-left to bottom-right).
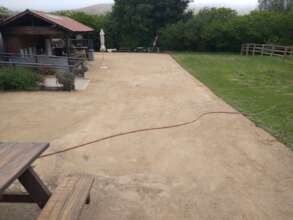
xmin=241 ymin=43 xmax=293 ymax=58
xmin=0 ymin=53 xmax=87 ymax=76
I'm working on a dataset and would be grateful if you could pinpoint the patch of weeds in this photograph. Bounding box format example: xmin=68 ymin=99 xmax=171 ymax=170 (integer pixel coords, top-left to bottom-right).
xmin=0 ymin=67 xmax=43 ymax=91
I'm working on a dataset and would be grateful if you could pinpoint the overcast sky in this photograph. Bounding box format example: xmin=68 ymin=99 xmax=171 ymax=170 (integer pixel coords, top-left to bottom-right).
xmin=0 ymin=0 xmax=258 ymax=11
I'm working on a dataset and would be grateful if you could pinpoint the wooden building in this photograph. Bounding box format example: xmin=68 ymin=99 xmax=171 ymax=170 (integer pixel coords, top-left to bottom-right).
xmin=0 ymin=9 xmax=94 ymax=57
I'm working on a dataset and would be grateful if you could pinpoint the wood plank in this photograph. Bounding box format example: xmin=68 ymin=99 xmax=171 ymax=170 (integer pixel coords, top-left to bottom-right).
xmin=0 ymin=193 xmax=34 ymax=203
xmin=3 ymin=27 xmax=64 ymax=36
xmin=0 ymin=52 xmax=84 ymax=61
xmin=37 ymin=175 xmax=95 ymax=220
xmin=0 ymin=143 xmax=49 ymax=194
xmin=18 ymin=167 xmax=51 ymax=208
xmin=0 ymin=61 xmax=71 ymax=70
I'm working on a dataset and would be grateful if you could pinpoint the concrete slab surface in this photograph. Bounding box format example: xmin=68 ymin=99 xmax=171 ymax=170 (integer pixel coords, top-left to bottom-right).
xmin=44 ymin=76 xmax=90 ymax=91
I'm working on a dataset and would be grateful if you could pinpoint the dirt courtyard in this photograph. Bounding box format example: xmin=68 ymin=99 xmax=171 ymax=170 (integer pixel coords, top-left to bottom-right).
xmin=0 ymin=53 xmax=292 ymax=220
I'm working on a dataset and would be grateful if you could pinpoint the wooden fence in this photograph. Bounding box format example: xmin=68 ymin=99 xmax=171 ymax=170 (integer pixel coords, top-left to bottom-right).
xmin=241 ymin=43 xmax=293 ymax=58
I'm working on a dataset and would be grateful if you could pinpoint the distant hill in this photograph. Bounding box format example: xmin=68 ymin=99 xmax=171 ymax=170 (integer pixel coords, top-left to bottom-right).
xmin=75 ymin=4 xmax=113 ymax=15
xmin=75 ymin=3 xmax=254 ymax=16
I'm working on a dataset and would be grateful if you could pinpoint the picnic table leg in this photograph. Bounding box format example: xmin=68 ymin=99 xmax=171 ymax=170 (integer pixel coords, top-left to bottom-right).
xmin=18 ymin=167 xmax=51 ymax=208
xmin=0 ymin=193 xmax=34 ymax=203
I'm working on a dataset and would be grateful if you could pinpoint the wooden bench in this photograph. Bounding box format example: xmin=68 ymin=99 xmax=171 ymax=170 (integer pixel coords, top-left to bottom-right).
xmin=37 ymin=175 xmax=95 ymax=220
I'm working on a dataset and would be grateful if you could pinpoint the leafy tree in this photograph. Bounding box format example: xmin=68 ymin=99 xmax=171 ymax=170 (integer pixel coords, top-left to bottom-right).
xmin=195 ymin=8 xmax=238 ymax=51
xmin=56 ymin=11 xmax=109 ymax=31
xmin=161 ymin=8 xmax=238 ymax=51
xmin=258 ymin=0 xmax=293 ymax=11
xmin=56 ymin=11 xmax=112 ymax=49
xmin=160 ymin=8 xmax=293 ymax=51
xmin=111 ymin=0 xmax=191 ymax=48
xmin=160 ymin=19 xmax=200 ymax=51
xmin=224 ymin=11 xmax=293 ymax=51
xmin=56 ymin=3 xmax=293 ymax=52
xmin=0 ymin=6 xmax=11 ymax=21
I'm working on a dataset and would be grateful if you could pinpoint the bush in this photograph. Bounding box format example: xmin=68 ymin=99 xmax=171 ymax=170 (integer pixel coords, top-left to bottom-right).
xmin=160 ymin=8 xmax=293 ymax=52
xmin=160 ymin=20 xmax=199 ymax=51
xmin=0 ymin=67 xmax=43 ymax=91
xmin=55 ymin=72 xmax=75 ymax=91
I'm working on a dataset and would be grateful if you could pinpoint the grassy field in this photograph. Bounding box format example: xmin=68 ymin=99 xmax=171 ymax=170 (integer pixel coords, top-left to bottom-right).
xmin=173 ymin=53 xmax=293 ymax=150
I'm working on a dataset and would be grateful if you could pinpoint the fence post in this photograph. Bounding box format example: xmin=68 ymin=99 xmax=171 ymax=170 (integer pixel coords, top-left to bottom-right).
xmin=246 ymin=44 xmax=249 ymax=56
xmin=271 ymin=45 xmax=275 ymax=57
xmin=283 ymin=47 xmax=288 ymax=59
xmin=240 ymin=44 xmax=243 ymax=55
xmin=261 ymin=44 xmax=264 ymax=56
xmin=252 ymin=44 xmax=256 ymax=56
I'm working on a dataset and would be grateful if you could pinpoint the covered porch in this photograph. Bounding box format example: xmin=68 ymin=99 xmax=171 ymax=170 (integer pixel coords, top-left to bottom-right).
xmin=0 ymin=10 xmax=94 ymax=75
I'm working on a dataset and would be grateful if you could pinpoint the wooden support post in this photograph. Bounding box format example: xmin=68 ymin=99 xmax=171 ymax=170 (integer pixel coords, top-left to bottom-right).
xmin=246 ymin=44 xmax=249 ymax=56
xmin=283 ymin=47 xmax=288 ymax=59
xmin=271 ymin=45 xmax=275 ymax=56
xmin=252 ymin=44 xmax=256 ymax=56
xmin=261 ymin=44 xmax=264 ymax=56
xmin=18 ymin=167 xmax=51 ymax=208
xmin=45 ymin=38 xmax=52 ymax=56
xmin=65 ymin=35 xmax=70 ymax=57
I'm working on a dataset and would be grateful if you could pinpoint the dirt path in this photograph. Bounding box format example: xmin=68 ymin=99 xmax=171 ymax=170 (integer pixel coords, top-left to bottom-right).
xmin=0 ymin=53 xmax=292 ymax=220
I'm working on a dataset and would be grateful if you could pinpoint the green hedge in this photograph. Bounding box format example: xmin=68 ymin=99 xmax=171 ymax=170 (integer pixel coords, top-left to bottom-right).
xmin=0 ymin=67 xmax=43 ymax=91
xmin=160 ymin=9 xmax=293 ymax=51
xmin=56 ymin=6 xmax=293 ymax=51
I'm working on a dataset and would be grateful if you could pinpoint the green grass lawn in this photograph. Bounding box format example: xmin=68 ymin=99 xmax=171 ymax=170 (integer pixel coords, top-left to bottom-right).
xmin=173 ymin=53 xmax=293 ymax=150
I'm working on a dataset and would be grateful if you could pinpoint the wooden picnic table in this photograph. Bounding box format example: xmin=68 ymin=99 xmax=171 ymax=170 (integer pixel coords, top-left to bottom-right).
xmin=0 ymin=143 xmax=51 ymax=208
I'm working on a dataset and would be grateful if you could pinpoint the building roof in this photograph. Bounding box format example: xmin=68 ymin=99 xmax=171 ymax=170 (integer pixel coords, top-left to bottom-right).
xmin=1 ymin=9 xmax=94 ymax=33
xmin=33 ymin=11 xmax=94 ymax=32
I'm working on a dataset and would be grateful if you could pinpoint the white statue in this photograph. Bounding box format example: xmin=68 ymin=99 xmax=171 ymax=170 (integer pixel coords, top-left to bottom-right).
xmin=100 ymin=29 xmax=106 ymax=52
